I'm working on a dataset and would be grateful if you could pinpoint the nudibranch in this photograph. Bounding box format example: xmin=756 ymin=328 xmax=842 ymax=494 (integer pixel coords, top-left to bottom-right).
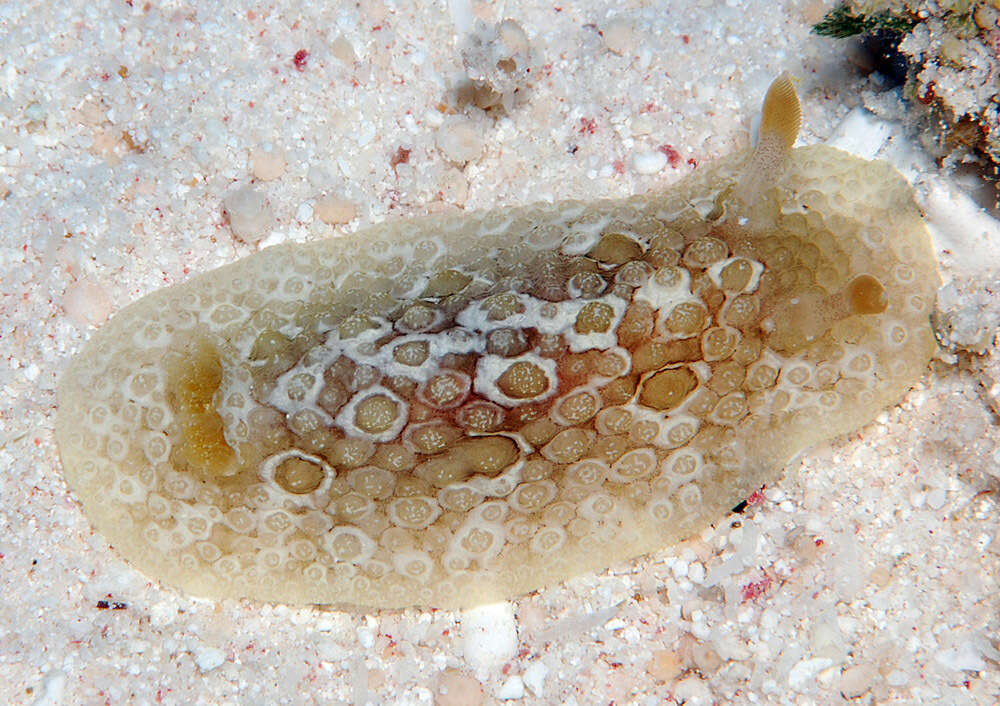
xmin=56 ymin=75 xmax=939 ymax=609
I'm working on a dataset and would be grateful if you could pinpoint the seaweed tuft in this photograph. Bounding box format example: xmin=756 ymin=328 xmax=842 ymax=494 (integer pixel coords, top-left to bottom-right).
xmin=812 ymin=4 xmax=917 ymax=38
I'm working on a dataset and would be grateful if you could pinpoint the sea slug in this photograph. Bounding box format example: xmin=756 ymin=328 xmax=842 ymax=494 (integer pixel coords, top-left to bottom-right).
xmin=55 ymin=75 xmax=939 ymax=609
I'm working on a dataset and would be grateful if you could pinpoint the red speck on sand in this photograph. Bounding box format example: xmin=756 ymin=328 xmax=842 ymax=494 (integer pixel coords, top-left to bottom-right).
xmin=918 ymin=81 xmax=935 ymax=105
xmin=658 ymin=144 xmax=682 ymax=168
xmin=741 ymin=573 xmax=773 ymax=603
xmin=293 ymin=49 xmax=308 ymax=71
xmin=390 ymin=147 xmax=411 ymax=170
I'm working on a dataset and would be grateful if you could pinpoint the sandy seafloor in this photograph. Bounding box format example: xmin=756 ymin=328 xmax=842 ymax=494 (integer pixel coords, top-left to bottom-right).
xmin=1 ymin=0 xmax=999 ymax=704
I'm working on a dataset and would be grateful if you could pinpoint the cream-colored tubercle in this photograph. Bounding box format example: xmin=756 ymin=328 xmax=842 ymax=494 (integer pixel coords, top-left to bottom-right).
xmin=736 ymin=72 xmax=802 ymax=212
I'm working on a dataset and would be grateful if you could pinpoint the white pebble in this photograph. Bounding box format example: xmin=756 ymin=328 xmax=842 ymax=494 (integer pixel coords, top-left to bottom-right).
xmin=63 ymin=278 xmax=112 ymax=327
xmin=630 ymin=115 xmax=655 ymax=137
xmin=935 ymin=641 xmax=987 ymax=672
xmin=356 ymin=626 xmax=375 ymax=649
xmin=462 ymin=602 xmax=517 ymax=677
xmin=497 ymin=675 xmax=525 ymax=700
xmin=449 ymin=0 xmax=473 ymax=33
xmin=193 ymin=645 xmax=226 ymax=673
xmin=331 ymin=35 xmax=357 ymax=64
xmin=691 ymin=620 xmax=711 ymax=640
xmin=886 ymin=669 xmax=909 ymax=686
xmin=148 ymin=600 xmax=175 ymax=628
xmin=603 ymin=18 xmax=638 ymax=56
xmin=839 ymin=663 xmax=878 ymax=698
xmin=436 ymin=115 xmax=484 ymax=163
xmin=251 ymin=145 xmax=287 ymax=181
xmin=497 ymin=19 xmax=530 ymax=58
xmin=224 ymin=186 xmax=273 ymax=244
xmin=295 ymin=201 xmax=313 ymax=222
xmin=688 ymin=561 xmax=706 ymax=584
xmin=25 ymin=102 xmax=46 ymax=122
xmin=314 ymin=194 xmax=357 ymax=225
xmin=631 ymin=150 xmax=667 ymax=175
xmin=673 ymin=676 xmax=713 ymax=705
xmin=787 ymin=657 xmax=833 ymax=689
xmin=817 ymin=665 xmax=837 ymax=687
xmin=604 ymin=617 xmax=626 ymax=631
xmin=30 ymin=670 xmax=65 ymax=706
xmin=926 ymin=488 xmax=947 ymax=509
xmin=37 ymin=53 xmax=73 ymax=82
xmin=522 ymin=660 xmax=548 ymax=697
